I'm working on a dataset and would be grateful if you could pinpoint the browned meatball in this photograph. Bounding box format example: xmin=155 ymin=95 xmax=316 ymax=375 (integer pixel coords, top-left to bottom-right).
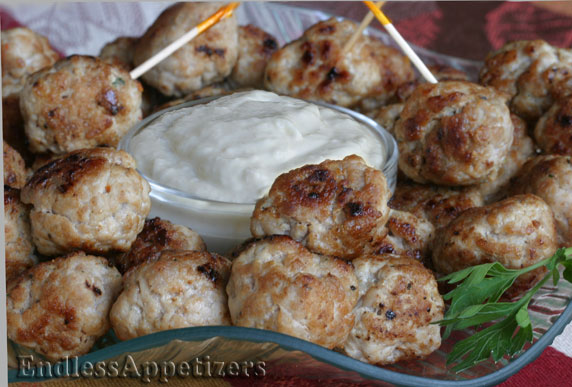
xmin=1 ymin=27 xmax=59 ymax=97
xmin=4 ymin=187 xmax=36 ymax=282
xmin=99 ymin=35 xmax=164 ymax=119
xmin=394 ymin=81 xmax=514 ymax=186
xmin=479 ymin=40 xmax=572 ymax=121
xmin=227 ymin=236 xmax=358 ymax=349
xmin=344 ymin=255 xmax=444 ymax=365
xmin=251 ymin=155 xmax=390 ymax=259
xmin=21 ymin=148 xmax=151 ymax=256
xmin=99 ymin=36 xmax=138 ymax=70
xmin=432 ymin=194 xmax=557 ymax=297
xmin=133 ymin=2 xmax=238 ymax=97
xmin=264 ymin=18 xmax=414 ymax=108
xmin=369 ymin=66 xmax=470 ymax=127
xmin=7 ymin=252 xmax=122 ymax=360
xmin=370 ymin=209 xmax=434 ymax=261
xmin=534 ymin=98 xmax=572 ymax=155
xmin=389 ymin=181 xmax=484 ymax=229
xmin=111 ymin=250 xmax=231 ymax=341
xmin=20 ymin=55 xmax=142 ymax=154
xmin=373 ymin=103 xmax=404 ymax=135
xmin=4 ymin=141 xmax=28 ymax=189
xmin=2 ymin=28 xmax=59 ymax=163
xmin=478 ymin=114 xmax=535 ymax=202
xmin=510 ymin=155 xmax=572 ymax=246
xmin=113 ymin=217 xmax=206 ymax=274
xmin=230 ymin=25 xmax=279 ymax=88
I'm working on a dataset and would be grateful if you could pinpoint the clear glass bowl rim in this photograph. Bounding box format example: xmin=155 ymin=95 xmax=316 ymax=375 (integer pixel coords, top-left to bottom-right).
xmin=118 ymin=94 xmax=399 ymax=210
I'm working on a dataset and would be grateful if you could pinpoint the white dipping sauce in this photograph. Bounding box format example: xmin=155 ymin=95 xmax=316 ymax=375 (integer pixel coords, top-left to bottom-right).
xmin=131 ymin=91 xmax=385 ymax=204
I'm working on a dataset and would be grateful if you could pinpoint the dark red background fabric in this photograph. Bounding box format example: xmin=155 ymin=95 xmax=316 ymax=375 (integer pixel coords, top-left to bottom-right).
xmin=288 ymin=1 xmax=572 ymax=60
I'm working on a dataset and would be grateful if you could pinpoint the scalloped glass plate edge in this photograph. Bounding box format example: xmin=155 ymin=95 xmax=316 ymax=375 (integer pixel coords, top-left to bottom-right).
xmin=9 ymin=301 xmax=572 ymax=386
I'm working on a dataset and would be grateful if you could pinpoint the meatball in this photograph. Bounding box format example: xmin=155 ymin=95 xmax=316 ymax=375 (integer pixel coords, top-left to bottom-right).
xmin=229 ymin=25 xmax=279 ymax=88
xmin=251 ymin=155 xmax=390 ymax=259
xmin=4 ymin=141 xmax=28 ymax=188
xmin=133 ymin=2 xmax=238 ymax=97
xmin=21 ymin=147 xmax=151 ymax=256
xmin=5 ymin=186 xmax=36 ymax=282
xmin=510 ymin=155 xmax=572 ymax=246
xmin=534 ymin=98 xmax=572 ymax=155
xmin=113 ymin=217 xmax=206 ymax=274
xmin=432 ymin=194 xmax=557 ymax=297
xmin=369 ymin=66 xmax=470 ymax=126
xmin=373 ymin=103 xmax=404 ymax=135
xmin=394 ymin=81 xmax=514 ymax=186
xmin=264 ymin=18 xmax=414 ymax=108
xmin=110 ymin=250 xmax=231 ymax=341
xmin=20 ymin=55 xmax=142 ymax=154
xmin=370 ymin=209 xmax=434 ymax=261
xmin=389 ymin=181 xmax=484 ymax=230
xmin=99 ymin=36 xmax=138 ymax=69
xmin=478 ymin=114 xmax=535 ymax=202
xmin=7 ymin=252 xmax=122 ymax=360
xmin=357 ymin=64 xmax=469 ymax=116
xmin=344 ymin=255 xmax=444 ymax=365
xmin=227 ymin=236 xmax=358 ymax=349
xmin=1 ymin=27 xmax=59 ymax=97
xmin=479 ymin=40 xmax=572 ymax=121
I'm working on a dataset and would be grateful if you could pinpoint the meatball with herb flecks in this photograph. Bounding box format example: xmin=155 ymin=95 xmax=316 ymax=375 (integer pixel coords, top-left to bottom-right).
xmin=4 ymin=186 xmax=36 ymax=282
xmin=389 ymin=181 xmax=484 ymax=230
xmin=229 ymin=25 xmax=279 ymax=88
xmin=394 ymin=81 xmax=514 ymax=186
xmin=4 ymin=141 xmax=28 ymax=189
xmin=1 ymin=27 xmax=59 ymax=97
xmin=251 ymin=155 xmax=390 ymax=260
xmin=477 ymin=113 xmax=535 ymax=203
xmin=133 ymin=2 xmax=238 ymax=97
xmin=344 ymin=255 xmax=444 ymax=365
xmin=432 ymin=194 xmax=557 ymax=298
xmin=227 ymin=236 xmax=358 ymax=349
xmin=99 ymin=36 xmax=138 ymax=70
xmin=21 ymin=147 xmax=150 ymax=256
xmin=370 ymin=209 xmax=434 ymax=261
xmin=264 ymin=18 xmax=414 ymax=108
xmin=479 ymin=40 xmax=572 ymax=121
xmin=113 ymin=217 xmax=206 ymax=274
xmin=510 ymin=155 xmax=572 ymax=246
xmin=7 ymin=252 xmax=122 ymax=360
xmin=111 ymin=250 xmax=231 ymax=341
xmin=534 ymin=98 xmax=572 ymax=156
xmin=20 ymin=55 xmax=142 ymax=154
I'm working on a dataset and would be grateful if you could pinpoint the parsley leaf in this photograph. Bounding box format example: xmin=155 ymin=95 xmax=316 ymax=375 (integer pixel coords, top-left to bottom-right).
xmin=435 ymin=247 xmax=572 ymax=372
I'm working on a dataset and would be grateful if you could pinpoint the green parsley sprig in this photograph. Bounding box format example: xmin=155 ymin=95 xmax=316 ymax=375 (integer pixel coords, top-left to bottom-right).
xmin=436 ymin=247 xmax=572 ymax=373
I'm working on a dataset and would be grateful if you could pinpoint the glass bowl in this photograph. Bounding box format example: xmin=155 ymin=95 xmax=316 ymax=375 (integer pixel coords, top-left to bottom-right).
xmin=118 ymin=96 xmax=398 ymax=254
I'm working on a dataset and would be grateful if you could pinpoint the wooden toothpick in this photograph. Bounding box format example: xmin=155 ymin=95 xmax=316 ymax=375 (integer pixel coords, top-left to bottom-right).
xmin=363 ymin=1 xmax=437 ymax=83
xmin=342 ymin=1 xmax=385 ymax=54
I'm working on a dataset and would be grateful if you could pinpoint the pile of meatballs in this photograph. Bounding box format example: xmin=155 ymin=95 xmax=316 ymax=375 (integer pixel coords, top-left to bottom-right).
xmin=3 ymin=1 xmax=572 ymax=369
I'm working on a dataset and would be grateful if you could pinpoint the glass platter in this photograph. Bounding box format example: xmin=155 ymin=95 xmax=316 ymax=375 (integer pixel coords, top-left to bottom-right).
xmin=7 ymin=2 xmax=572 ymax=385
